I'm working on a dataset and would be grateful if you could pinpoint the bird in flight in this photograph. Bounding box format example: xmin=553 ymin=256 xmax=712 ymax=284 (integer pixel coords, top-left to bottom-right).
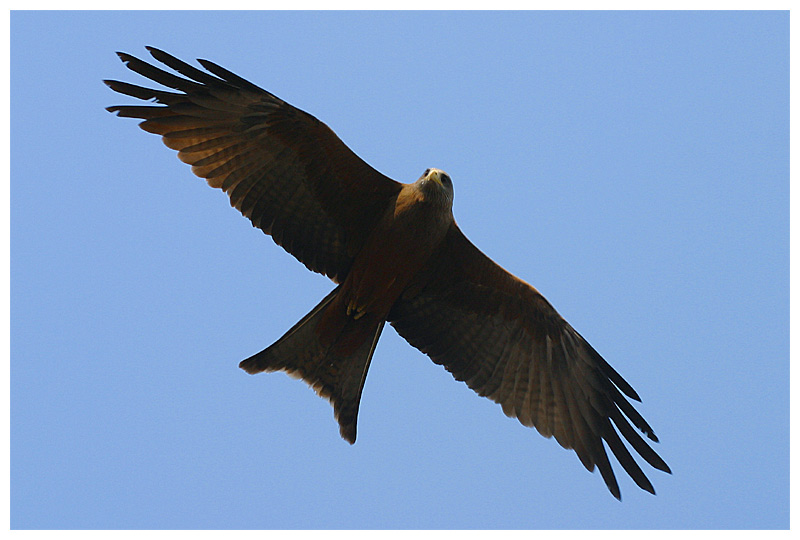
xmin=106 ymin=47 xmax=670 ymax=499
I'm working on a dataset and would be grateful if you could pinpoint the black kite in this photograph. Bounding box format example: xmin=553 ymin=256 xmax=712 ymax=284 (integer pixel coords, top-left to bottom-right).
xmin=105 ymin=47 xmax=670 ymax=499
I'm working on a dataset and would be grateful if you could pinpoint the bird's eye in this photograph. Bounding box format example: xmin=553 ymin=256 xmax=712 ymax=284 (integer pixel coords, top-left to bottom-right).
xmin=442 ymin=174 xmax=451 ymax=185
xmin=424 ymin=168 xmax=431 ymax=176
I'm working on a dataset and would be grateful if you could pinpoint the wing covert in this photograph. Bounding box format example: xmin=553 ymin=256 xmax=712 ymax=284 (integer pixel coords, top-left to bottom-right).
xmin=388 ymin=224 xmax=670 ymax=498
xmin=106 ymin=47 xmax=402 ymax=282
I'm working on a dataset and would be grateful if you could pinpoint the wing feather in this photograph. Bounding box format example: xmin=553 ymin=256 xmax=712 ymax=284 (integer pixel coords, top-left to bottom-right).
xmin=389 ymin=223 xmax=670 ymax=498
xmin=106 ymin=47 xmax=402 ymax=282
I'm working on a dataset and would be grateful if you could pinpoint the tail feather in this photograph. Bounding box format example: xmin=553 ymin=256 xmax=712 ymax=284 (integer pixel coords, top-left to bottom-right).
xmin=240 ymin=286 xmax=384 ymax=443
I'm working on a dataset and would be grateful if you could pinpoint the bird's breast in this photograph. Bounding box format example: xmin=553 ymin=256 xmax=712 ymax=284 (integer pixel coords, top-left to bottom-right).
xmin=340 ymin=193 xmax=453 ymax=320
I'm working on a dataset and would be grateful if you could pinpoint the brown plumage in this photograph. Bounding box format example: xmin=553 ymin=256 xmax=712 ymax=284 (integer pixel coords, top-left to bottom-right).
xmin=105 ymin=47 xmax=670 ymax=499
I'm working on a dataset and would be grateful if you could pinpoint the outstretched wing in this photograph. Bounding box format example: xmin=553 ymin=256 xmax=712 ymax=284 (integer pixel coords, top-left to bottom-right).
xmin=388 ymin=224 xmax=671 ymax=499
xmin=106 ymin=47 xmax=402 ymax=283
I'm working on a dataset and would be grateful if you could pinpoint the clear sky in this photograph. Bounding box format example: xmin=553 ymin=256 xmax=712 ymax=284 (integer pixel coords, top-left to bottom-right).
xmin=11 ymin=10 xmax=788 ymax=529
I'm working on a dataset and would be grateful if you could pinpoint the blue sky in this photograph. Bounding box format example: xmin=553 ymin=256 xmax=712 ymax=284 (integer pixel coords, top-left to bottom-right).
xmin=11 ymin=10 xmax=788 ymax=529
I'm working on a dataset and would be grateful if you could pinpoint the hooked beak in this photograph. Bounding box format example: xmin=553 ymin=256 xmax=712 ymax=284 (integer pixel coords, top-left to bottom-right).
xmin=427 ymin=168 xmax=443 ymax=187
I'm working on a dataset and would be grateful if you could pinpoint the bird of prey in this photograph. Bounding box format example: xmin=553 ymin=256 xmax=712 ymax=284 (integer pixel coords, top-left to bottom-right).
xmin=105 ymin=47 xmax=670 ymax=499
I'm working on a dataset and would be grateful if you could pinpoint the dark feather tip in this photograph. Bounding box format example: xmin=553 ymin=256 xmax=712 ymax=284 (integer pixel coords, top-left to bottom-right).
xmin=340 ymin=426 xmax=357 ymax=445
xmin=239 ymin=358 xmax=260 ymax=375
xmin=146 ymin=46 xmax=170 ymax=61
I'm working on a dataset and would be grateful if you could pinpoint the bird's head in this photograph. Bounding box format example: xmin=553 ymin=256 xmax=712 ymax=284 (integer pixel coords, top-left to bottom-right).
xmin=416 ymin=168 xmax=454 ymax=208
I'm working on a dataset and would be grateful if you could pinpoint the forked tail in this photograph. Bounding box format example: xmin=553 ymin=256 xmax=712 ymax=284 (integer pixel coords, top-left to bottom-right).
xmin=239 ymin=286 xmax=385 ymax=443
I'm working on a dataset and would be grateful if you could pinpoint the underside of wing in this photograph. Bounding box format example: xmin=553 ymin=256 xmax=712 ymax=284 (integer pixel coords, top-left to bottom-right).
xmin=106 ymin=47 xmax=402 ymax=282
xmin=389 ymin=224 xmax=671 ymax=499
